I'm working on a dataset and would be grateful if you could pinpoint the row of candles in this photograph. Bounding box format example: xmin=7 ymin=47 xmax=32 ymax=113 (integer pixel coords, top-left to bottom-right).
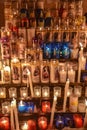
xmin=0 ymin=85 xmax=86 ymax=99
xmin=0 ymin=114 xmax=84 ymax=130
xmin=0 ymin=57 xmax=86 ymax=84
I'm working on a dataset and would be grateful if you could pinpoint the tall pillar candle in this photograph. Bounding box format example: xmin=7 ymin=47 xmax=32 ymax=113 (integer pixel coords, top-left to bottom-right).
xmin=63 ymin=79 xmax=70 ymax=112
xmin=84 ymin=99 xmax=87 ymax=128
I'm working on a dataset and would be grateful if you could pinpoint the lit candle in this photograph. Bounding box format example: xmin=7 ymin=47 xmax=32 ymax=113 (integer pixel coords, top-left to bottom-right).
xmin=34 ymin=86 xmax=41 ymax=97
xmin=42 ymin=87 xmax=50 ymax=98
xmin=18 ymin=100 xmax=27 ymax=113
xmin=38 ymin=116 xmax=47 ymax=130
xmin=21 ymin=122 xmax=28 ymax=130
xmin=27 ymin=120 xmax=36 ymax=130
xmin=84 ymin=99 xmax=87 ymax=128
xmin=63 ymin=79 xmax=70 ymax=112
xmin=73 ymin=114 xmax=83 ymax=128
xmin=27 ymin=70 xmax=34 ymax=97
xmin=68 ymin=68 xmax=75 ymax=83
xmin=50 ymin=96 xmax=57 ymax=128
xmin=0 ymin=117 xmax=10 ymax=130
xmin=0 ymin=88 xmax=6 ymax=98
xmin=42 ymin=101 xmax=51 ymax=113
xmin=3 ymin=65 xmax=11 ymax=84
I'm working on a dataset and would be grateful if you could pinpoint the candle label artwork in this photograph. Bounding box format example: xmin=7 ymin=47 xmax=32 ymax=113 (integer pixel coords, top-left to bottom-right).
xmin=3 ymin=66 xmax=10 ymax=83
xmin=79 ymin=31 xmax=87 ymax=48
xmin=41 ymin=65 xmax=50 ymax=83
xmin=1 ymin=41 xmax=10 ymax=59
xmin=11 ymin=63 xmax=21 ymax=84
xmin=32 ymin=65 xmax=40 ymax=83
xmin=22 ymin=64 xmax=31 ymax=84
xmin=18 ymin=42 xmax=26 ymax=60
xmin=11 ymin=40 xmax=18 ymax=58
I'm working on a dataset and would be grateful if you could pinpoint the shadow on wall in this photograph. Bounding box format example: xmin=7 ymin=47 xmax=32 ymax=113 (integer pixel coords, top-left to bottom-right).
xmin=0 ymin=1 xmax=5 ymax=28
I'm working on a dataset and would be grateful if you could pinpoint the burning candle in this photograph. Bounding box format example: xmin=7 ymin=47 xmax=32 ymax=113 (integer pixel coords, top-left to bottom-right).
xmin=18 ymin=100 xmax=27 ymax=113
xmin=2 ymin=102 xmax=10 ymax=114
xmin=73 ymin=114 xmax=83 ymax=128
xmin=21 ymin=122 xmax=28 ymax=130
xmin=50 ymin=96 xmax=57 ymax=128
xmin=9 ymin=87 xmax=17 ymax=98
xmin=74 ymin=86 xmax=82 ymax=97
xmin=55 ymin=116 xmax=64 ymax=129
xmin=38 ymin=116 xmax=48 ymax=130
xmin=0 ymin=117 xmax=10 ymax=130
xmin=42 ymin=101 xmax=51 ymax=113
xmin=63 ymin=79 xmax=70 ymax=112
xmin=27 ymin=120 xmax=36 ymax=130
xmin=67 ymin=87 xmax=73 ymax=97
xmin=34 ymin=86 xmax=41 ymax=97
xmin=20 ymin=87 xmax=28 ymax=99
xmin=27 ymin=70 xmax=34 ymax=97
xmin=3 ymin=65 xmax=11 ymax=84
xmin=26 ymin=102 xmax=34 ymax=113
xmin=42 ymin=86 xmax=50 ymax=98
xmin=54 ymin=87 xmax=61 ymax=97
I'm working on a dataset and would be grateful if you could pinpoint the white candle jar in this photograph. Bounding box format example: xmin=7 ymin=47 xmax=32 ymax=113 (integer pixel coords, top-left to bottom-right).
xmin=78 ymin=99 xmax=85 ymax=112
xmin=34 ymin=86 xmax=41 ymax=97
xmin=9 ymin=87 xmax=17 ymax=98
xmin=50 ymin=60 xmax=59 ymax=83
xmin=74 ymin=86 xmax=82 ymax=97
xmin=31 ymin=61 xmax=40 ymax=83
xmin=68 ymin=67 xmax=75 ymax=83
xmin=42 ymin=86 xmax=50 ymax=98
xmin=41 ymin=61 xmax=50 ymax=83
xmin=20 ymin=87 xmax=28 ymax=99
xmin=3 ymin=65 xmax=11 ymax=84
xmin=59 ymin=66 xmax=67 ymax=83
xmin=0 ymin=88 xmax=6 ymax=98
xmin=54 ymin=87 xmax=61 ymax=97
xmin=67 ymin=87 xmax=73 ymax=97
xmin=2 ymin=101 xmax=10 ymax=114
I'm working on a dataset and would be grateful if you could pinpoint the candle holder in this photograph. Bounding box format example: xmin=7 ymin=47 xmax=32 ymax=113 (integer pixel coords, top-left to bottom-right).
xmin=27 ymin=120 xmax=36 ymax=130
xmin=73 ymin=114 xmax=83 ymax=128
xmin=67 ymin=87 xmax=73 ymax=97
xmin=59 ymin=66 xmax=67 ymax=83
xmin=54 ymin=87 xmax=61 ymax=97
xmin=26 ymin=102 xmax=34 ymax=113
xmin=42 ymin=101 xmax=51 ymax=113
xmin=20 ymin=87 xmax=28 ymax=99
xmin=38 ymin=116 xmax=48 ymax=130
xmin=78 ymin=99 xmax=85 ymax=112
xmin=42 ymin=86 xmax=50 ymax=98
xmin=74 ymin=86 xmax=82 ymax=97
xmin=18 ymin=101 xmax=27 ymax=113
xmin=55 ymin=116 xmax=64 ymax=129
xmin=21 ymin=122 xmax=28 ymax=130
xmin=0 ymin=117 xmax=10 ymax=130
xmin=2 ymin=101 xmax=10 ymax=114
xmin=68 ymin=66 xmax=75 ymax=83
xmin=9 ymin=87 xmax=17 ymax=98
xmin=0 ymin=87 xmax=6 ymax=98
xmin=34 ymin=86 xmax=41 ymax=97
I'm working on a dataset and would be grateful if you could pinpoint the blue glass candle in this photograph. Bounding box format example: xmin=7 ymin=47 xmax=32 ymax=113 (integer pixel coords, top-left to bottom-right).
xmin=18 ymin=101 xmax=27 ymax=113
xmin=43 ymin=42 xmax=52 ymax=59
xmin=55 ymin=116 xmax=64 ymax=129
xmin=51 ymin=42 xmax=60 ymax=59
xmin=65 ymin=115 xmax=73 ymax=127
xmin=26 ymin=102 xmax=34 ymax=113
xmin=61 ymin=43 xmax=70 ymax=59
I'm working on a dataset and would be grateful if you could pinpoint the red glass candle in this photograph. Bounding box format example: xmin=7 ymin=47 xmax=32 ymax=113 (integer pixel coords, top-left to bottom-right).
xmin=0 ymin=117 xmax=10 ymax=130
xmin=73 ymin=114 xmax=83 ymax=128
xmin=42 ymin=101 xmax=50 ymax=113
xmin=27 ymin=120 xmax=36 ymax=130
xmin=38 ymin=116 xmax=48 ymax=130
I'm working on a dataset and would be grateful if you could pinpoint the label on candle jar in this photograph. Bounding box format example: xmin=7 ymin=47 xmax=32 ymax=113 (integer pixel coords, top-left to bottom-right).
xmin=22 ymin=63 xmax=31 ymax=84
xmin=31 ymin=64 xmax=40 ymax=83
xmin=41 ymin=64 xmax=50 ymax=83
xmin=11 ymin=60 xmax=21 ymax=84
xmin=69 ymin=95 xmax=78 ymax=112
xmin=18 ymin=42 xmax=26 ymax=60
xmin=3 ymin=66 xmax=11 ymax=84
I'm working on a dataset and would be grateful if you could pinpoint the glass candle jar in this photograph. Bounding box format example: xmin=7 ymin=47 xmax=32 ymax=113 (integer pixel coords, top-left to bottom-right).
xmin=0 ymin=88 xmax=6 ymax=98
xmin=78 ymin=99 xmax=85 ymax=112
xmin=27 ymin=120 xmax=36 ymax=130
xmin=21 ymin=122 xmax=28 ymax=130
xmin=18 ymin=100 xmax=27 ymax=113
xmin=67 ymin=87 xmax=73 ymax=97
xmin=54 ymin=87 xmax=61 ymax=97
xmin=26 ymin=102 xmax=34 ymax=113
xmin=55 ymin=116 xmax=64 ymax=129
xmin=68 ymin=67 xmax=75 ymax=83
xmin=42 ymin=86 xmax=50 ymax=98
xmin=20 ymin=87 xmax=28 ymax=99
xmin=9 ymin=87 xmax=17 ymax=98
xmin=59 ymin=66 xmax=67 ymax=83
xmin=42 ymin=101 xmax=51 ymax=113
xmin=38 ymin=116 xmax=48 ymax=130
xmin=34 ymin=86 xmax=41 ymax=97
xmin=2 ymin=102 xmax=10 ymax=114
xmin=74 ymin=86 xmax=82 ymax=97
xmin=0 ymin=117 xmax=10 ymax=130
